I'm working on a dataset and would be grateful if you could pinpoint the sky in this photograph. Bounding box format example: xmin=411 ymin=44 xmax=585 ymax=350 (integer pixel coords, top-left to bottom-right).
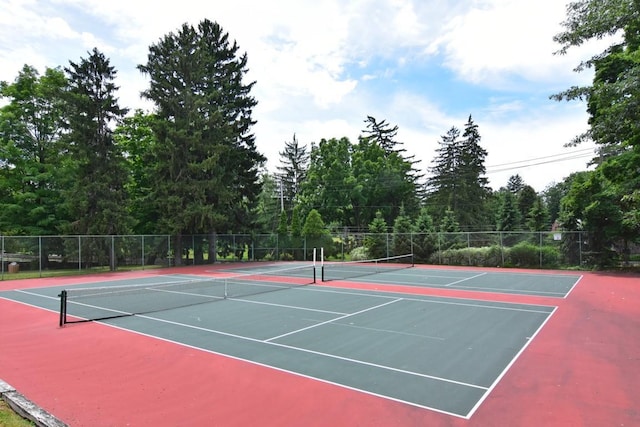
xmin=0 ymin=0 xmax=608 ymax=192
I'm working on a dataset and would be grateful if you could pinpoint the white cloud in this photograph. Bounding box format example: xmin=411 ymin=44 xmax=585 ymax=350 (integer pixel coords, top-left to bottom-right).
xmin=434 ymin=0 xmax=604 ymax=89
xmin=1 ymin=0 xmax=602 ymax=193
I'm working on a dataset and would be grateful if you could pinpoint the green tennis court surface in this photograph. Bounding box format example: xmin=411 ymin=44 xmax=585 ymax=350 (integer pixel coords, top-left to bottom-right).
xmin=321 ymin=265 xmax=581 ymax=298
xmin=0 ymin=267 xmax=561 ymax=418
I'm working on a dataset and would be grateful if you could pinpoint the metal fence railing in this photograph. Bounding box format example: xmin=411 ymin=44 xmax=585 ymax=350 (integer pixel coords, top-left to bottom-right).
xmin=1 ymin=230 xmax=631 ymax=279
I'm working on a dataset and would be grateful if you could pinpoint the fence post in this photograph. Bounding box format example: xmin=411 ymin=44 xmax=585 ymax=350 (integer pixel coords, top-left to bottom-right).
xmin=579 ymin=231 xmax=583 ymax=267
xmin=39 ymin=236 xmax=43 ymax=277
xmin=539 ymin=232 xmax=543 ymax=268
xmin=78 ymin=235 xmax=82 ymax=271
xmin=1 ymin=235 xmax=4 ymax=280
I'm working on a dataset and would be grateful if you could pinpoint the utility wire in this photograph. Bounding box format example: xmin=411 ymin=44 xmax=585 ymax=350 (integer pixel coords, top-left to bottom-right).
xmin=485 ymin=148 xmax=594 ymax=174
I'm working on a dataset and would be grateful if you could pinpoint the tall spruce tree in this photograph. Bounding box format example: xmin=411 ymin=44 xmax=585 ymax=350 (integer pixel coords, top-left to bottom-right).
xmin=276 ymin=133 xmax=309 ymax=214
xmin=458 ymin=115 xmax=490 ymax=229
xmin=64 ymin=48 xmax=130 ymax=238
xmin=426 ymin=117 xmax=489 ymax=230
xmin=426 ymin=126 xmax=461 ymax=222
xmin=138 ymin=19 xmax=265 ymax=263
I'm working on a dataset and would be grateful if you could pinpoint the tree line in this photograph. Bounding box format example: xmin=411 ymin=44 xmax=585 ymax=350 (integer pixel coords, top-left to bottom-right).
xmin=1 ymin=2 xmax=638 ymax=268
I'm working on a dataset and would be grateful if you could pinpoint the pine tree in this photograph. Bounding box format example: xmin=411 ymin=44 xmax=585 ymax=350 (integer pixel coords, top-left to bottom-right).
xmin=64 ymin=48 xmax=130 ymax=237
xmin=458 ymin=115 xmax=490 ymax=229
xmin=426 ymin=126 xmax=461 ymax=221
xmin=412 ymin=208 xmax=437 ymax=263
xmin=426 ymin=117 xmax=490 ymax=230
xmin=138 ymin=19 xmax=265 ymax=263
xmin=365 ymin=211 xmax=388 ymax=259
xmin=496 ymin=191 xmax=521 ymax=231
xmin=276 ymin=134 xmax=309 ymax=213
xmin=392 ymin=206 xmax=413 ymax=256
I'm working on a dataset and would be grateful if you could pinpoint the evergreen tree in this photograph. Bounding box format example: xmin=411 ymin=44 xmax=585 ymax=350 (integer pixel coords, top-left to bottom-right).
xmin=365 ymin=211 xmax=388 ymax=259
xmin=138 ymin=20 xmax=265 ymax=263
xmin=392 ymin=206 xmax=413 ymax=256
xmin=506 ymin=174 xmax=525 ymax=193
xmin=526 ymin=197 xmax=550 ymax=231
xmin=253 ymin=173 xmax=281 ymax=233
xmin=426 ymin=126 xmax=461 ymax=221
xmin=458 ymin=115 xmax=490 ymax=229
xmin=412 ymin=207 xmax=437 ymax=263
xmin=290 ymin=204 xmax=303 ymax=260
xmin=276 ymin=134 xmax=309 ymax=214
xmin=496 ymin=191 xmax=521 ymax=231
xmin=426 ymin=117 xmax=489 ymax=230
xmin=64 ymin=48 xmax=131 ymax=238
xmin=517 ymin=185 xmax=538 ymax=227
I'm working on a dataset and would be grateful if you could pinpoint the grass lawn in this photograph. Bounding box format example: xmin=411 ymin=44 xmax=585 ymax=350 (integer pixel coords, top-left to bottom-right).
xmin=0 ymin=399 xmax=34 ymax=426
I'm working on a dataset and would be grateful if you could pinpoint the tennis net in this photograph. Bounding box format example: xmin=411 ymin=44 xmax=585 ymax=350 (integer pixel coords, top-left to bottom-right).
xmin=59 ymin=264 xmax=315 ymax=326
xmin=321 ymin=253 xmax=414 ymax=282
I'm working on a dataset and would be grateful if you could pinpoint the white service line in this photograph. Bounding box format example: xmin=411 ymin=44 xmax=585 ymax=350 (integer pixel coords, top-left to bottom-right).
xmin=264 ymin=298 xmax=404 ymax=342
xmin=445 ymin=272 xmax=487 ymax=287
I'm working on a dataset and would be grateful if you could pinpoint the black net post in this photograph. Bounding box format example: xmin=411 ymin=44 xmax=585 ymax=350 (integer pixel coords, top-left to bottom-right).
xmin=59 ymin=290 xmax=67 ymax=327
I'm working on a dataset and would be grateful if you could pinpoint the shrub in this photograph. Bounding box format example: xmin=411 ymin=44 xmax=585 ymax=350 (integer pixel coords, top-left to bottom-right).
xmin=506 ymin=242 xmax=539 ymax=267
xmin=350 ymin=246 xmax=369 ymax=261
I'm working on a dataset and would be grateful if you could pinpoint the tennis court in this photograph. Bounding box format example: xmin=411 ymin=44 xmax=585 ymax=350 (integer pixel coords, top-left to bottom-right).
xmin=1 ymin=263 xmax=560 ymax=419
xmin=318 ymin=258 xmax=580 ymax=298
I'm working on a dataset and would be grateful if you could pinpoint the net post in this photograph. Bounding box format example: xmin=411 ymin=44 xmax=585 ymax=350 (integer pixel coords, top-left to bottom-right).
xmin=320 ymin=247 xmax=325 ymax=282
xmin=313 ymin=248 xmax=317 ymax=283
xmin=59 ymin=290 xmax=67 ymax=327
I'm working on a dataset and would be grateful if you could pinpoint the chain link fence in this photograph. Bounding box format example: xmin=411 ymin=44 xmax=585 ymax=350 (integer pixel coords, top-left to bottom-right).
xmin=0 ymin=231 xmax=600 ymax=279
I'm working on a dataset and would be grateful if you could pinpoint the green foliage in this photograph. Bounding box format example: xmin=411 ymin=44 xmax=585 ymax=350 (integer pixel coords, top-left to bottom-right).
xmin=392 ymin=207 xmax=413 ymax=256
xmin=0 ymin=65 xmax=69 ymax=236
xmin=291 ymin=205 xmax=302 ymax=237
xmin=349 ymin=246 xmax=369 ymax=261
xmin=412 ymin=208 xmax=437 ymax=263
xmin=426 ymin=116 xmax=490 ymax=230
xmin=114 ymin=110 xmax=159 ymax=234
xmin=302 ymin=208 xmax=333 ymax=257
xmin=552 ymin=0 xmax=640 ymax=266
xmin=276 ymin=134 xmax=309 ymax=214
xmin=526 ymin=197 xmax=550 ymax=231
xmin=430 ymin=246 xmax=503 ymax=267
xmin=365 ymin=211 xmax=387 ymax=259
xmin=439 ymin=208 xmax=460 ymax=233
xmin=506 ymin=241 xmax=561 ymax=268
xmin=253 ymin=173 xmax=281 ymax=233
xmin=277 ymin=210 xmax=288 ymax=236
xmin=496 ymin=190 xmax=521 ymax=231
xmin=138 ymin=19 xmax=264 ymax=238
xmin=63 ymin=48 xmax=131 ymax=237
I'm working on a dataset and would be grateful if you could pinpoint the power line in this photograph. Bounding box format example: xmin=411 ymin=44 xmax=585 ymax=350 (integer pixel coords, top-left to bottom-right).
xmin=485 ymin=148 xmax=594 ymax=174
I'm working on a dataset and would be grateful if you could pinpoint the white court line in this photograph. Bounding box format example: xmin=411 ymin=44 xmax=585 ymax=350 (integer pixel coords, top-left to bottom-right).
xmin=444 ymin=272 xmax=487 ymax=287
xmin=136 ymin=312 xmax=489 ymax=392
xmin=564 ymin=275 xmax=583 ymax=299
xmin=466 ymin=305 xmax=558 ymax=419
xmin=14 ymin=289 xmax=60 ymax=300
xmin=264 ymin=298 xmax=403 ymax=342
xmin=301 ymin=285 xmax=555 ymax=314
